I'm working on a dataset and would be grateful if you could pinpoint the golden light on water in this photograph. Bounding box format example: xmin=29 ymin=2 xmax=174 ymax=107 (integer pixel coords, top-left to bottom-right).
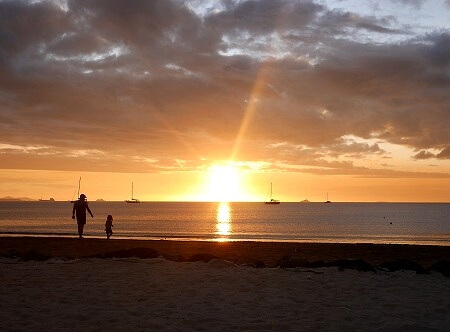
xmin=216 ymin=202 xmax=231 ymax=236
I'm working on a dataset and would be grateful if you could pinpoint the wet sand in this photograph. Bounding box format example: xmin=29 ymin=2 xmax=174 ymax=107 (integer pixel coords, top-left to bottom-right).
xmin=0 ymin=236 xmax=449 ymax=267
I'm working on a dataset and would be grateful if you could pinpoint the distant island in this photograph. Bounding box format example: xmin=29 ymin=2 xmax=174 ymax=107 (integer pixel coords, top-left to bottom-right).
xmin=0 ymin=196 xmax=35 ymax=201
xmin=39 ymin=198 xmax=55 ymax=202
xmin=300 ymin=199 xmax=310 ymax=203
xmin=96 ymin=199 xmax=106 ymax=202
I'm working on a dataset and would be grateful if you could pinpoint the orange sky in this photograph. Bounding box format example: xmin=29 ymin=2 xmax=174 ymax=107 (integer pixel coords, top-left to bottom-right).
xmin=0 ymin=1 xmax=449 ymax=202
xmin=0 ymin=169 xmax=449 ymax=202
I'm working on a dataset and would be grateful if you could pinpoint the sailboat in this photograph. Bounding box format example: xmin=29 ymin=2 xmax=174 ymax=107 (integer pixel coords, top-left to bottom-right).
xmin=70 ymin=177 xmax=81 ymax=203
xmin=126 ymin=182 xmax=141 ymax=203
xmin=325 ymin=192 xmax=331 ymax=203
xmin=265 ymin=182 xmax=280 ymax=204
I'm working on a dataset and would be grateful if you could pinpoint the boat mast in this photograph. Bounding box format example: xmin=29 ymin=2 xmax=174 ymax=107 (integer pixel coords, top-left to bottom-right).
xmin=270 ymin=182 xmax=273 ymax=200
xmin=131 ymin=182 xmax=134 ymax=200
xmin=77 ymin=177 xmax=81 ymax=198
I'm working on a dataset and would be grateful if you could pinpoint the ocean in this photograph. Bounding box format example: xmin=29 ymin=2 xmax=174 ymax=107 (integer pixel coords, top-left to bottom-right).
xmin=0 ymin=202 xmax=449 ymax=245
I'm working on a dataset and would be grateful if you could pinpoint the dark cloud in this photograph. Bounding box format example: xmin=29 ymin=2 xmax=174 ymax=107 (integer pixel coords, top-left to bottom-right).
xmin=425 ymin=33 xmax=450 ymax=67
xmin=325 ymin=138 xmax=384 ymax=157
xmin=392 ymin=0 xmax=426 ymax=9
xmin=413 ymin=150 xmax=436 ymax=160
xmin=412 ymin=146 xmax=450 ymax=160
xmin=206 ymin=0 xmax=324 ymax=34
xmin=318 ymin=10 xmax=402 ymax=35
xmin=0 ymin=1 xmax=71 ymax=58
xmin=0 ymin=0 xmax=448 ymax=176
xmin=436 ymin=146 xmax=450 ymax=159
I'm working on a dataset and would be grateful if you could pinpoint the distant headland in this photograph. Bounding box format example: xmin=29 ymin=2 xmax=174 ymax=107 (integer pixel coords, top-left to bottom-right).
xmin=0 ymin=196 xmax=35 ymax=201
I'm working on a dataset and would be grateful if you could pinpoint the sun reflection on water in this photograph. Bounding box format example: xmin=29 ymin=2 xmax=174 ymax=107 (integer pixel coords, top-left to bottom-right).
xmin=216 ymin=202 xmax=232 ymax=237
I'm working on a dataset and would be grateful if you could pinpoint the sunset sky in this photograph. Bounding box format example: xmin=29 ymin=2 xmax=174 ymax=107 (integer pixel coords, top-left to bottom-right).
xmin=0 ymin=0 xmax=449 ymax=202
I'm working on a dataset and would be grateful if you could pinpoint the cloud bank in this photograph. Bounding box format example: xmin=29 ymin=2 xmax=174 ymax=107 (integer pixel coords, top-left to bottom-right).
xmin=0 ymin=0 xmax=449 ymax=177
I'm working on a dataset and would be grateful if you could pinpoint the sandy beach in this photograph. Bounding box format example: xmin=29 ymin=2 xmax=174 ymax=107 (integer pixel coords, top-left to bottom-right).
xmin=1 ymin=237 xmax=449 ymax=331
xmin=2 ymin=237 xmax=450 ymax=267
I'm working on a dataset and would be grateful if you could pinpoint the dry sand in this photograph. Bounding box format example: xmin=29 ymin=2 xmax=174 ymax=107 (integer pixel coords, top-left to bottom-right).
xmin=1 ymin=257 xmax=449 ymax=331
xmin=1 ymin=237 xmax=449 ymax=331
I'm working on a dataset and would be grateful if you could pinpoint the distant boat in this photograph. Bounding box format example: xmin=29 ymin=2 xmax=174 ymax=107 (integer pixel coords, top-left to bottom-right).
xmin=70 ymin=177 xmax=81 ymax=203
xmin=39 ymin=198 xmax=55 ymax=202
xmin=126 ymin=182 xmax=141 ymax=203
xmin=265 ymin=182 xmax=280 ymax=204
xmin=325 ymin=192 xmax=331 ymax=203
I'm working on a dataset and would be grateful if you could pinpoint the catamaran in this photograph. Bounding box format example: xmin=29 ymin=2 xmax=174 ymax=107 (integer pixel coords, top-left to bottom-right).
xmin=325 ymin=192 xmax=331 ymax=203
xmin=126 ymin=182 xmax=141 ymax=203
xmin=265 ymin=182 xmax=280 ymax=204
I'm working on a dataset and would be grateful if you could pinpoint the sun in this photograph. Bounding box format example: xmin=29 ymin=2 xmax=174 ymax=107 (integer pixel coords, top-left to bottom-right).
xmin=206 ymin=163 xmax=242 ymax=202
xmin=195 ymin=161 xmax=262 ymax=202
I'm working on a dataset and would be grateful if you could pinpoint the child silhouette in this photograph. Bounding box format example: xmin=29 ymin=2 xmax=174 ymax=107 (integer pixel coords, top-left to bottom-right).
xmin=105 ymin=215 xmax=114 ymax=239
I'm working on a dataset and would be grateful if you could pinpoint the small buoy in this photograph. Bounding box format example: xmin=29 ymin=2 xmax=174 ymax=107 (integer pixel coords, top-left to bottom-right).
xmin=390 ymin=222 xmax=392 ymax=225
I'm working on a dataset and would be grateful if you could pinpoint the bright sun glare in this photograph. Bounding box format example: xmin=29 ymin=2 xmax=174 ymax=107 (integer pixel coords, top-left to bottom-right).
xmin=206 ymin=164 xmax=242 ymax=202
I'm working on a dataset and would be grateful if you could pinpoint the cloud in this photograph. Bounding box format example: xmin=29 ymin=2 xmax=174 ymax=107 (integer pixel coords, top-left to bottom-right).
xmin=0 ymin=0 xmax=448 ymax=176
xmin=412 ymin=146 xmax=450 ymax=160
xmin=436 ymin=146 xmax=450 ymax=159
xmin=318 ymin=10 xmax=403 ymax=35
xmin=413 ymin=150 xmax=436 ymax=160
xmin=206 ymin=0 xmax=324 ymax=35
xmin=392 ymin=0 xmax=426 ymax=9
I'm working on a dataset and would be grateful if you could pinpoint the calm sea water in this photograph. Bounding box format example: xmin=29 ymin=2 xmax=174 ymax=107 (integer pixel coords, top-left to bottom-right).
xmin=0 ymin=202 xmax=449 ymax=245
